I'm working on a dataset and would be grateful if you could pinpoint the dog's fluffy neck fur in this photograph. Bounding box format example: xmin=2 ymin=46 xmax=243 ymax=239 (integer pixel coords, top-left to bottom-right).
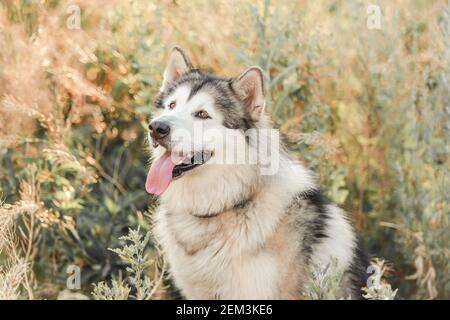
xmin=154 ymin=122 xmax=324 ymax=299
xmin=161 ymin=153 xmax=315 ymax=217
xmin=154 ymin=155 xmax=322 ymax=299
xmin=159 ymin=115 xmax=316 ymax=220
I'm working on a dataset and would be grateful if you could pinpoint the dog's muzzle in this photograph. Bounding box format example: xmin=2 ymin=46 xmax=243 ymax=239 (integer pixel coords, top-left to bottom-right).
xmin=148 ymin=120 xmax=170 ymax=148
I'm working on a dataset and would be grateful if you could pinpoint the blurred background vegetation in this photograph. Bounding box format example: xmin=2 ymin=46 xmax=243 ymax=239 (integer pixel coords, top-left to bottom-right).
xmin=0 ymin=0 xmax=448 ymax=299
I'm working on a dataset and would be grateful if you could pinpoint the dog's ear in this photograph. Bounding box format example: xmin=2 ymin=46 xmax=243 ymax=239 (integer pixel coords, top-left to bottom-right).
xmin=231 ymin=67 xmax=265 ymax=121
xmin=161 ymin=46 xmax=193 ymax=91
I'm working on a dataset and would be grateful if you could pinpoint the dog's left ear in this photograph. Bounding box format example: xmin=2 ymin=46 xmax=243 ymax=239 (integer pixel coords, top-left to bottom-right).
xmin=231 ymin=67 xmax=265 ymax=121
xmin=161 ymin=46 xmax=193 ymax=91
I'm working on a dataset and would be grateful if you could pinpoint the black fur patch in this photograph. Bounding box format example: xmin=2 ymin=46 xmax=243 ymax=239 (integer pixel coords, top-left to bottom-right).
xmin=153 ymin=91 xmax=165 ymax=109
xmin=291 ymin=189 xmax=370 ymax=298
xmin=187 ymin=74 xmax=223 ymax=100
xmin=301 ymin=190 xmax=330 ymax=239
xmin=346 ymin=235 xmax=370 ymax=299
xmin=164 ymin=276 xmax=185 ymax=300
xmin=291 ymin=189 xmax=330 ymax=261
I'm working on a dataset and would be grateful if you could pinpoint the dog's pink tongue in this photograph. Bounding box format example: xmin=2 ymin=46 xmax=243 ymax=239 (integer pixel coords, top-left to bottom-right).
xmin=145 ymin=152 xmax=184 ymax=195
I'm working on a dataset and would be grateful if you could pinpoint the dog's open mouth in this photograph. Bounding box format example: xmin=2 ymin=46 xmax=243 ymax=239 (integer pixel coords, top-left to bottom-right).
xmin=172 ymin=151 xmax=213 ymax=179
xmin=145 ymin=150 xmax=213 ymax=196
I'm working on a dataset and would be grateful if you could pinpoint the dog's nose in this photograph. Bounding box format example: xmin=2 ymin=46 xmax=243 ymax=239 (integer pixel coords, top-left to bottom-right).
xmin=149 ymin=120 xmax=170 ymax=141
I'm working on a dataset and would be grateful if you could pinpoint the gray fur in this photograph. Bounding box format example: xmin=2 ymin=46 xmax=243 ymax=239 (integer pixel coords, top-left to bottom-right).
xmin=155 ymin=70 xmax=255 ymax=130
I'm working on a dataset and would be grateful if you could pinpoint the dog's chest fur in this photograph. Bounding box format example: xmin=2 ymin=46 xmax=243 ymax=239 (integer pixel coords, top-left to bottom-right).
xmin=153 ymin=164 xmax=326 ymax=299
xmin=155 ymin=202 xmax=304 ymax=299
xmin=153 ymin=161 xmax=366 ymax=300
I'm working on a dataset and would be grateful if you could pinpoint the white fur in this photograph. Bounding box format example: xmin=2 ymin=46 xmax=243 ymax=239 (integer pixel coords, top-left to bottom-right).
xmin=311 ymin=205 xmax=356 ymax=271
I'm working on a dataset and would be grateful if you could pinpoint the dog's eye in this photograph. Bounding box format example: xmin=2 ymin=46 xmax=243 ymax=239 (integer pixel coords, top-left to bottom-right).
xmin=168 ymin=101 xmax=176 ymax=109
xmin=194 ymin=110 xmax=211 ymax=119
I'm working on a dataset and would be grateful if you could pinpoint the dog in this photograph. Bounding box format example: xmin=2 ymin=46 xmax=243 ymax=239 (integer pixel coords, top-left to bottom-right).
xmin=146 ymin=46 xmax=369 ymax=299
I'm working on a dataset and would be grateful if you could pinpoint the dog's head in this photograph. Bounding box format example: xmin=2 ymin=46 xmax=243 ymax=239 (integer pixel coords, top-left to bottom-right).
xmin=146 ymin=47 xmax=269 ymax=196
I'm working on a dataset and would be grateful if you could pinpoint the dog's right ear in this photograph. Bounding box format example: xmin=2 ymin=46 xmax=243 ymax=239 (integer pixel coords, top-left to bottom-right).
xmin=231 ymin=67 xmax=265 ymax=121
xmin=160 ymin=46 xmax=193 ymax=91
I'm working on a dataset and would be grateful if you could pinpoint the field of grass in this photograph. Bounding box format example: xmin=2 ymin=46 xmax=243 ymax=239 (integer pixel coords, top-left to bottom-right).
xmin=0 ymin=0 xmax=448 ymax=299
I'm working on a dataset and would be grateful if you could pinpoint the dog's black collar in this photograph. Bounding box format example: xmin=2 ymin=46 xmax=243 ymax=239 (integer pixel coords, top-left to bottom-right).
xmin=189 ymin=212 xmax=222 ymax=219
xmin=188 ymin=195 xmax=253 ymax=219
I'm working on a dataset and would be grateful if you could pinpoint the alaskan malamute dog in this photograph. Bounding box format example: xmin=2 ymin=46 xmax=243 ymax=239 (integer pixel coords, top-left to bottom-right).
xmin=146 ymin=47 xmax=369 ymax=299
